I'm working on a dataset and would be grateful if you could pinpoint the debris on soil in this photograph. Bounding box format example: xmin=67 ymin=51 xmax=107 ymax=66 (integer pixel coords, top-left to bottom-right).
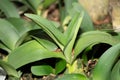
xmin=44 ymin=3 xmax=60 ymax=22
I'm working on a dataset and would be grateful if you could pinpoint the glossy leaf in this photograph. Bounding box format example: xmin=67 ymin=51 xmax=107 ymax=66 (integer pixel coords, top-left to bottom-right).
xmin=0 ymin=0 xmax=20 ymax=18
xmin=25 ymin=14 xmax=65 ymax=50
xmin=0 ymin=60 xmax=19 ymax=78
xmin=8 ymin=40 xmax=65 ymax=69
xmin=31 ymin=65 xmax=54 ymax=76
xmin=55 ymin=59 xmax=66 ymax=74
xmin=64 ymin=12 xmax=83 ymax=42
xmin=7 ymin=18 xmax=40 ymax=47
xmin=7 ymin=18 xmax=32 ymax=37
xmin=76 ymin=3 xmax=94 ymax=31
xmin=61 ymin=0 xmax=78 ymax=22
xmin=64 ymin=12 xmax=84 ymax=63
xmin=69 ymin=3 xmax=94 ymax=32
xmin=0 ymin=19 xmax=20 ymax=50
xmin=93 ymin=43 xmax=120 ymax=80
xmin=32 ymin=36 xmax=58 ymax=51
xmin=55 ymin=73 xmax=88 ymax=80
xmin=110 ymin=60 xmax=120 ymax=80
xmin=74 ymin=31 xmax=119 ymax=62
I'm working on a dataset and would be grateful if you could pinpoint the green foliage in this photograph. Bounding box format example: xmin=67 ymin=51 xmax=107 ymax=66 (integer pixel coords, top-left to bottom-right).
xmin=8 ymin=40 xmax=65 ymax=69
xmin=0 ymin=60 xmax=19 ymax=79
xmin=72 ymin=3 xmax=94 ymax=32
xmin=74 ymin=31 xmax=119 ymax=61
xmin=0 ymin=19 xmax=20 ymax=51
xmin=0 ymin=18 xmax=39 ymax=52
xmin=25 ymin=13 xmax=65 ymax=49
xmin=93 ymin=43 xmax=120 ymax=80
xmin=56 ymin=73 xmax=88 ymax=80
xmin=0 ymin=0 xmax=20 ymax=18
xmin=55 ymin=59 xmax=66 ymax=74
xmin=31 ymin=59 xmax=66 ymax=76
xmin=110 ymin=60 xmax=120 ymax=80
xmin=0 ymin=0 xmax=120 ymax=80
xmin=7 ymin=18 xmax=39 ymax=36
xmin=33 ymin=37 xmax=58 ymax=51
xmin=59 ymin=2 xmax=94 ymax=32
xmin=20 ymin=0 xmax=57 ymax=15
xmin=31 ymin=65 xmax=54 ymax=76
xmin=24 ymin=11 xmax=119 ymax=79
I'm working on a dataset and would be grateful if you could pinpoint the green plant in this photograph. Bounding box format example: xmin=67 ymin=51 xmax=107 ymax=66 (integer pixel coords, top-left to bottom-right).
xmin=0 ymin=60 xmax=19 ymax=80
xmin=0 ymin=18 xmax=40 ymax=79
xmin=0 ymin=1 xmax=40 ymax=79
xmin=22 ymin=0 xmax=57 ymax=15
xmin=0 ymin=0 xmax=120 ymax=80
xmin=6 ymin=10 xmax=120 ymax=79
xmin=10 ymin=0 xmax=57 ymax=15
xmin=93 ymin=43 xmax=120 ymax=80
xmin=0 ymin=0 xmax=20 ymax=18
xmin=59 ymin=1 xmax=94 ymax=32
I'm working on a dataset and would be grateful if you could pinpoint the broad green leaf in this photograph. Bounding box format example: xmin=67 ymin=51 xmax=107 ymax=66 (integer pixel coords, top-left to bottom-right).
xmin=60 ymin=0 xmax=77 ymax=22
xmin=25 ymin=14 xmax=65 ymax=50
xmin=7 ymin=18 xmax=40 ymax=47
xmin=0 ymin=60 xmax=19 ymax=78
xmin=32 ymin=36 xmax=58 ymax=51
xmin=7 ymin=18 xmax=31 ymax=37
xmin=22 ymin=0 xmax=42 ymax=14
xmin=55 ymin=59 xmax=66 ymax=74
xmin=59 ymin=1 xmax=66 ymax=23
xmin=64 ymin=12 xmax=84 ymax=63
xmin=70 ymin=3 xmax=94 ymax=32
xmin=0 ymin=19 xmax=20 ymax=50
xmin=31 ymin=65 xmax=54 ymax=76
xmin=93 ymin=43 xmax=120 ymax=80
xmin=0 ymin=0 xmax=20 ymax=18
xmin=64 ymin=12 xmax=83 ymax=42
xmin=74 ymin=31 xmax=119 ymax=62
xmin=64 ymin=0 xmax=77 ymax=14
xmin=8 ymin=40 xmax=65 ymax=69
xmin=110 ymin=60 xmax=120 ymax=80
xmin=55 ymin=73 xmax=88 ymax=80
